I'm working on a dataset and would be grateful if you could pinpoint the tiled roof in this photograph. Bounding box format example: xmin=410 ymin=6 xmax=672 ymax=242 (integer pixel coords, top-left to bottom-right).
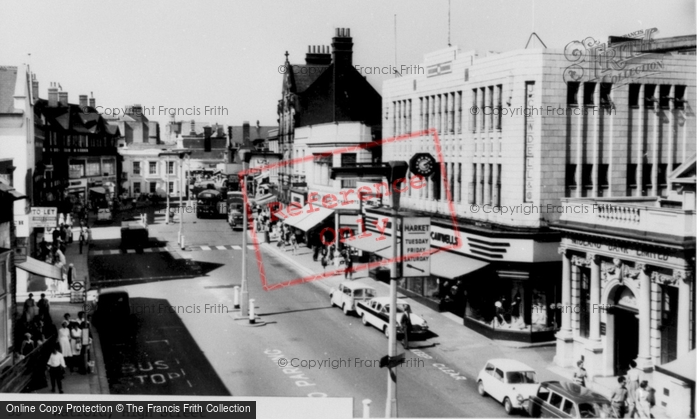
xmin=0 ymin=66 xmax=19 ymax=114
xmin=35 ymin=99 xmax=121 ymax=137
xmin=287 ymin=63 xmax=329 ymax=93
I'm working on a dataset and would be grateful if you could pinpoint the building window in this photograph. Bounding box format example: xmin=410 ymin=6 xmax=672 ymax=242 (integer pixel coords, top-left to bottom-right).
xmin=168 ymin=182 xmax=174 ymax=194
xmin=149 ymin=161 xmax=157 ymax=175
xmin=674 ymin=85 xmax=686 ymax=109
xmin=449 ymin=163 xmax=455 ymax=200
xmin=627 ymin=164 xmax=637 ymax=188
xmin=457 ymin=163 xmax=462 ymax=203
xmin=644 ymin=85 xmax=657 ymax=109
xmin=471 ymin=89 xmax=478 ymax=132
xmin=579 ymin=268 xmax=590 ymax=339
xmin=657 ymin=163 xmax=668 ymax=188
xmin=419 ymin=98 xmax=424 ymax=131
xmin=567 ymin=82 xmax=580 ymax=107
xmin=86 ymin=160 xmax=100 ymax=177
xmin=642 ymin=163 xmax=653 ymax=187
xmin=340 ymin=153 xmax=357 ymax=188
xmin=103 ymin=160 xmax=115 ymax=176
xmin=469 ymin=163 xmax=476 ymax=204
xmin=599 ymin=83 xmax=612 ymax=108
xmin=629 ymin=84 xmax=641 ymax=107
xmin=436 ymin=95 xmax=442 ymax=134
xmin=479 ymin=87 xmax=486 ymax=131
xmin=565 ymin=164 xmax=577 ymax=189
xmin=457 ymin=91 xmax=462 ymax=134
xmin=494 ymin=164 xmax=501 ymax=206
xmin=149 ymin=182 xmax=157 ymax=193
xmin=582 ymin=164 xmax=593 ymax=188
xmin=168 ymin=161 xmax=175 ymax=175
xmin=495 ymin=85 xmax=502 ymax=130
xmin=133 ymin=161 xmax=141 ymax=175
xmin=69 ymin=161 xmax=85 ymax=179
xmin=488 ymin=86 xmax=494 ymax=131
xmin=660 ymin=285 xmax=679 ymax=364
xmin=659 ymin=85 xmax=671 ymax=110
xmin=583 ymin=83 xmax=595 ymax=107
xmin=133 ymin=182 xmax=141 ymax=194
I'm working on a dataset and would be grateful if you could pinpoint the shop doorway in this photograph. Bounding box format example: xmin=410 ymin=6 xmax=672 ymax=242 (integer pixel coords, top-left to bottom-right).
xmin=613 ymin=286 xmax=639 ymax=376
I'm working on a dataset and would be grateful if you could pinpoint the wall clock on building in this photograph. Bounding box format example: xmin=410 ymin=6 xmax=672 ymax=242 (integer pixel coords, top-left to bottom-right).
xmin=409 ymin=153 xmax=437 ymax=177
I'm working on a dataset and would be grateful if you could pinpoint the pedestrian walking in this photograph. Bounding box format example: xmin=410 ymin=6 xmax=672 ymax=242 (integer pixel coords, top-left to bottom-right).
xmin=78 ymin=228 xmax=85 ymax=254
xmin=66 ymin=264 xmax=76 ymax=290
xmin=37 ymin=293 xmax=50 ymax=320
xmin=23 ymin=293 xmax=37 ymax=323
xmin=46 ymin=343 xmax=66 ymax=393
xmin=573 ymin=359 xmax=588 ymax=387
xmin=86 ymin=226 xmax=92 ymax=246
xmin=401 ymin=309 xmax=413 ymax=349
xmin=610 ymin=376 xmax=629 ymax=418
xmin=20 ymin=333 xmax=35 ymax=359
xmin=627 ymin=361 xmax=641 ymax=417
xmin=320 ymin=245 xmax=328 ymax=264
xmin=57 ymin=321 xmax=73 ymax=363
xmin=59 ymin=224 xmax=67 ymax=245
xmin=321 ymin=255 xmax=328 ymax=271
xmin=290 ymin=234 xmax=298 ymax=254
xmin=52 ymin=227 xmax=60 ymax=244
xmin=344 ymin=255 xmax=354 ymax=279
xmin=69 ymin=322 xmax=82 ymax=372
xmin=635 ymin=381 xmax=653 ymax=418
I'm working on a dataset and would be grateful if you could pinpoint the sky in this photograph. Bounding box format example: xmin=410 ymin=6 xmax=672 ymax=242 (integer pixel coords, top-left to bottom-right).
xmin=0 ymin=0 xmax=696 ymax=128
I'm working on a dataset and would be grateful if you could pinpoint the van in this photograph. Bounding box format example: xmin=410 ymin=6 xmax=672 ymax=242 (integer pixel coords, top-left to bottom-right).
xmin=95 ymin=289 xmax=130 ymax=324
xmin=527 ymin=381 xmax=613 ymax=418
xmin=330 ymin=281 xmax=377 ymax=315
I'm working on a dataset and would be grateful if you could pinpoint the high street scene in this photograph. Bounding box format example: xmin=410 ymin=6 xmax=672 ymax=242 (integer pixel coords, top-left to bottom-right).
xmin=0 ymin=1 xmax=696 ymax=418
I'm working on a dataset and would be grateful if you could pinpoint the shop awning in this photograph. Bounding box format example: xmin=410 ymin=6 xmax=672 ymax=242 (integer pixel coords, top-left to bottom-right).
xmin=376 ymin=248 xmax=488 ymax=279
xmin=343 ymin=231 xmax=391 ymax=253
xmin=253 ymin=194 xmax=277 ymax=206
xmin=0 ymin=182 xmax=25 ymax=199
xmin=16 ymin=257 xmax=63 ymax=281
xmin=90 ymin=187 xmax=106 ymax=194
xmin=283 ymin=210 xmax=313 ymax=229
xmin=290 ymin=206 xmax=334 ymax=232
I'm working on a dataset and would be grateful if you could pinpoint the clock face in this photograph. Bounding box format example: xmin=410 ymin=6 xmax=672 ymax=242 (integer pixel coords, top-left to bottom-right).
xmin=410 ymin=153 xmax=436 ymax=177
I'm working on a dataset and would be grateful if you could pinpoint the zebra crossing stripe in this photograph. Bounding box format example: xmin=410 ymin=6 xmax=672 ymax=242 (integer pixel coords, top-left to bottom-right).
xmin=216 ymin=245 xmax=227 ymax=250
xmin=200 ymin=246 xmax=211 ymax=251
xmin=232 ymin=245 xmax=242 ymax=250
xmin=126 ymin=249 xmax=136 ymax=254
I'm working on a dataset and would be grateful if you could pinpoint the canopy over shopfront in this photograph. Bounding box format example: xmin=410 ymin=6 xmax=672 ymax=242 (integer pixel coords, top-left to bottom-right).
xmin=16 ymin=257 xmax=63 ymax=281
xmin=376 ymin=247 xmax=488 ymax=279
xmin=283 ymin=206 xmax=334 ymax=232
xmin=343 ymin=231 xmax=391 ymax=253
xmin=89 ymin=187 xmax=106 ymax=194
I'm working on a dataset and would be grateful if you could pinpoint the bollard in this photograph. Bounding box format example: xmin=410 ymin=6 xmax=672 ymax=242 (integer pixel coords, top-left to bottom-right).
xmin=177 ymin=231 xmax=181 ymax=246
xmin=249 ymin=299 xmax=255 ymax=324
xmin=362 ymin=399 xmax=371 ymax=418
xmin=180 ymin=235 xmax=185 ymax=249
xmin=233 ymin=286 xmax=240 ymax=309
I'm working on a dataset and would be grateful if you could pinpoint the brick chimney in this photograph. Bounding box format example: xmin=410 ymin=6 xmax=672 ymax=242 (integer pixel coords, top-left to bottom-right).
xmin=58 ymin=91 xmax=68 ymax=106
xmin=48 ymin=83 xmax=58 ymax=107
xmin=79 ymin=95 xmax=88 ymax=108
xmin=332 ymin=28 xmax=353 ymax=68
xmin=89 ymin=92 xmax=95 ymax=108
xmin=305 ymin=45 xmax=332 ymax=65
xmin=190 ymin=120 xmax=196 ymax=135
xmin=31 ymin=75 xmax=38 ymax=103
xmin=203 ymin=125 xmax=212 ymax=152
xmin=242 ymin=121 xmax=250 ymax=147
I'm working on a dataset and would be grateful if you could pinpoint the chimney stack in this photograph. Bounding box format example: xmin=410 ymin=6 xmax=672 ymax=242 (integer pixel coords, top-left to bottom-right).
xmin=79 ymin=95 xmax=88 ymax=108
xmin=203 ymin=126 xmax=212 ymax=152
xmin=190 ymin=120 xmax=196 ymax=135
xmin=58 ymin=91 xmax=68 ymax=106
xmin=305 ymin=44 xmax=332 ymax=65
xmin=242 ymin=121 xmax=251 ymax=147
xmin=31 ymin=75 xmax=38 ymax=103
xmin=48 ymin=83 xmax=58 ymax=107
xmin=89 ymin=92 xmax=95 ymax=108
xmin=332 ymin=28 xmax=353 ymax=67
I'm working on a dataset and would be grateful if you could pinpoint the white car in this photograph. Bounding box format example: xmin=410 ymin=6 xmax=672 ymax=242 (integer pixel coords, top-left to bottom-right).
xmin=477 ymin=358 xmax=540 ymax=415
xmin=355 ymin=297 xmax=428 ymax=338
xmin=330 ymin=281 xmax=376 ymax=315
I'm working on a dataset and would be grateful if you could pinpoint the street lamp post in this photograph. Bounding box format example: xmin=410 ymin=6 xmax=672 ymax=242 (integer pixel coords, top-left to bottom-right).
xmin=165 ymin=157 xmax=171 ymax=224
xmin=331 ymin=161 xmax=408 ymax=418
xmin=238 ymin=148 xmax=253 ymax=317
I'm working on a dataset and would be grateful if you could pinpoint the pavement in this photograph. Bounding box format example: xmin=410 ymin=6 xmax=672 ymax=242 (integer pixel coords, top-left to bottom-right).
xmin=253 ymin=230 xmax=670 ymax=418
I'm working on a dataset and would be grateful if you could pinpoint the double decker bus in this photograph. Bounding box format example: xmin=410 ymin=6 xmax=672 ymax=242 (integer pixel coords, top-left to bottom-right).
xmin=196 ymin=189 xmax=226 ymax=219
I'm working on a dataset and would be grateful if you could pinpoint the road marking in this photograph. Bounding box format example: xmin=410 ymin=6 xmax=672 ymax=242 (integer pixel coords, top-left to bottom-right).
xmin=247 ymin=245 xmax=255 ymax=250
xmin=216 ymin=245 xmax=227 ymax=250
xmin=146 ymin=340 xmax=170 ymax=345
xmin=232 ymin=245 xmax=242 ymax=250
xmin=126 ymin=249 xmax=136 ymax=254
xmin=263 ymin=349 xmax=327 ymax=398
xmin=92 ymin=250 xmax=103 ymax=255
xmin=144 ymin=248 xmax=153 ymax=253
xmin=201 ymin=245 xmax=211 ymax=251
xmin=109 ymin=249 xmax=120 ymax=255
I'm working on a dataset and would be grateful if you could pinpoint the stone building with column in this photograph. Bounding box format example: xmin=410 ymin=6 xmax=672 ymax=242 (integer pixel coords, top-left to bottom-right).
xmin=551 ymin=157 xmax=695 ymax=415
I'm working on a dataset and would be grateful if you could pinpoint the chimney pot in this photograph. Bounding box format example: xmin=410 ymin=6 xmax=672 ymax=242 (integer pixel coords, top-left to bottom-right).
xmin=89 ymin=93 xmax=95 ymax=108
xmin=31 ymin=79 xmax=39 ymax=102
xmin=48 ymin=85 xmax=58 ymax=107
xmin=79 ymin=95 xmax=88 ymax=108
xmin=58 ymin=91 xmax=68 ymax=106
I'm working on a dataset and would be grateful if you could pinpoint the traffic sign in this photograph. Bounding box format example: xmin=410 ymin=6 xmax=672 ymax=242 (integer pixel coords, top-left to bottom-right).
xmin=71 ymin=281 xmax=84 ymax=291
xmin=379 ymin=353 xmax=405 ymax=369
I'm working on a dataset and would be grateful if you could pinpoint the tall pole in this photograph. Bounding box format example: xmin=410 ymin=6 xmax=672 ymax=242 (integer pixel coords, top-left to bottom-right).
xmin=179 ymin=156 xmax=184 ymax=245
xmin=386 ymin=208 xmax=398 ymax=418
xmin=240 ymin=163 xmax=249 ymax=317
xmin=165 ymin=157 xmax=170 ymax=224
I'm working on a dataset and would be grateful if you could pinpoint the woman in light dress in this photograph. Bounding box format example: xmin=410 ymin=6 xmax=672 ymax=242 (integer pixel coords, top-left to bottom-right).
xmin=69 ymin=322 xmax=82 ymax=372
xmin=57 ymin=321 xmax=73 ymax=360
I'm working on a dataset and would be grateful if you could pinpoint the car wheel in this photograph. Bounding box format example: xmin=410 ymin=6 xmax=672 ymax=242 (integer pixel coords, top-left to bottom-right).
xmin=330 ymin=297 xmax=335 ymax=307
xmin=477 ymin=380 xmax=486 ymax=397
xmin=361 ymin=314 xmax=368 ymax=326
xmin=503 ymin=397 xmax=513 ymax=415
xmin=343 ymin=304 xmax=350 ymax=315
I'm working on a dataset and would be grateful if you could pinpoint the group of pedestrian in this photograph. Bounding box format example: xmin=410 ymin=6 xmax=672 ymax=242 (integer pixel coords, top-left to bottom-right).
xmin=314 ymin=243 xmax=355 ymax=277
xmin=18 ymin=293 xmax=56 ymax=359
xmin=38 ymin=224 xmax=87 ymax=297
xmin=575 ymin=359 xmax=656 ymax=418
xmin=56 ymin=312 xmax=93 ymax=375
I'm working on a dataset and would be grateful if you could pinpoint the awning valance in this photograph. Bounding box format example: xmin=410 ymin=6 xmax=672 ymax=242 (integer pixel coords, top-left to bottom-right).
xmin=294 ymin=206 xmax=334 ymax=232
xmin=90 ymin=187 xmax=106 ymax=194
xmin=342 ymin=231 xmax=391 ymax=253
xmin=283 ymin=209 xmax=313 ymax=229
xmin=16 ymin=257 xmax=63 ymax=281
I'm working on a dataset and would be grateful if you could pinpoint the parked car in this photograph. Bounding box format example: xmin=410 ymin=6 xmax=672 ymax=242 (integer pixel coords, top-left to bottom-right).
xmin=228 ymin=208 xmax=243 ymax=229
xmin=95 ymin=288 xmax=130 ymax=324
xmin=355 ymin=297 xmax=428 ymax=337
xmin=527 ymin=381 xmax=613 ymax=418
xmin=477 ymin=359 xmax=540 ymax=414
xmin=330 ymin=281 xmax=377 ymax=315
xmin=97 ymin=207 xmax=113 ymax=223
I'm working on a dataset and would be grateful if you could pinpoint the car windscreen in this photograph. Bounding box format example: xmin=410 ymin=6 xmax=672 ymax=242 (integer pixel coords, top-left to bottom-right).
xmin=396 ymin=304 xmax=410 ymax=313
xmin=506 ymin=371 xmax=537 ymax=384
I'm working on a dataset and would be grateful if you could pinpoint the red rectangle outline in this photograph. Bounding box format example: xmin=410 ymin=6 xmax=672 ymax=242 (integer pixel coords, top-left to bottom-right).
xmin=239 ymin=128 xmax=461 ymax=291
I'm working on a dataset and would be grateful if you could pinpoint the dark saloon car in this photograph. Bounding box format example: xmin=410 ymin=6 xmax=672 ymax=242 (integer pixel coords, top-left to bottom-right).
xmin=527 ymin=381 xmax=613 ymax=418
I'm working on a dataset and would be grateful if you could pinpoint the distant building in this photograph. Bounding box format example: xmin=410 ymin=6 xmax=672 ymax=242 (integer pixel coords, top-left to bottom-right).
xmin=277 ymin=28 xmax=382 ymax=204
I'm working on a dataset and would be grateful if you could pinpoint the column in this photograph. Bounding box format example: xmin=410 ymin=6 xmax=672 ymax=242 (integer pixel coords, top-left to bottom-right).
xmin=677 ymin=270 xmax=691 ymax=356
xmin=651 ymin=85 xmax=660 ymax=196
xmin=636 ymin=87 xmax=644 ymax=196
xmin=575 ymin=85 xmax=584 ymax=198
xmin=638 ymin=263 xmax=652 ymax=370
xmin=560 ymin=249 xmax=573 ymax=334
xmin=592 ymin=84 xmax=600 ymax=197
xmin=589 ymin=255 xmax=601 ymax=341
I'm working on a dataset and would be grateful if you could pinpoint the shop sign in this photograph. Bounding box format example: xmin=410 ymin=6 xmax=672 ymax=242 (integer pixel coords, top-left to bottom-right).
xmin=565 ymin=237 xmax=682 ymax=266
xmin=401 ymin=217 xmax=431 ymax=277
xmin=30 ymin=207 xmax=58 ymax=228
xmin=14 ymin=214 xmax=30 ymax=237
xmin=524 ymin=81 xmax=536 ymax=203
